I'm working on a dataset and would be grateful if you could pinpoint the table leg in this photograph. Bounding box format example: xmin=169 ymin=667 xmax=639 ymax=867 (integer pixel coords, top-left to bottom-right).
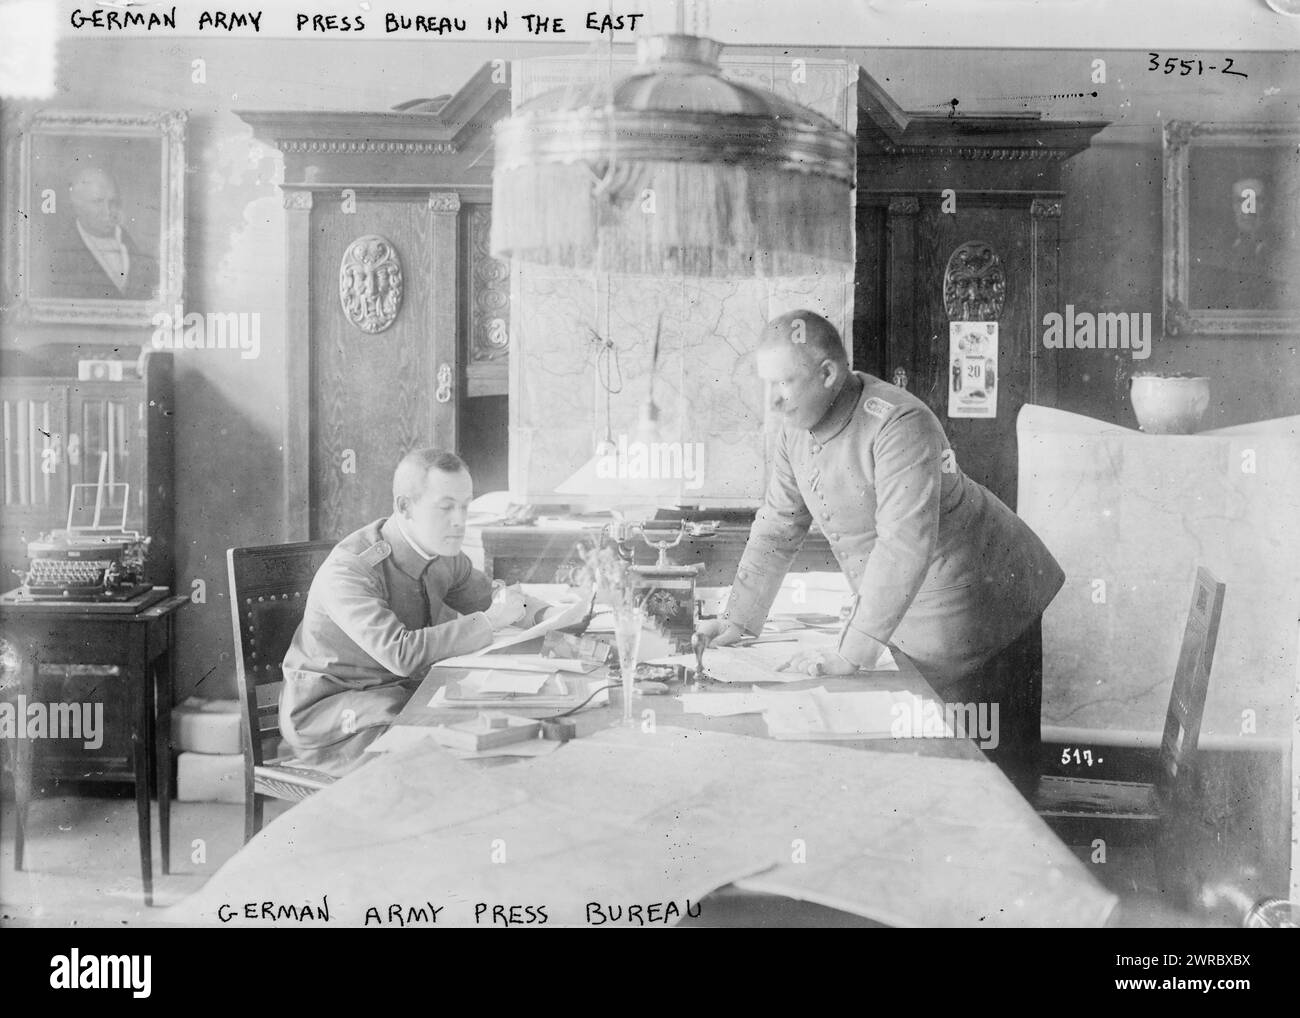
xmin=154 ymin=617 xmax=174 ymax=876
xmin=8 ymin=733 xmax=32 ymax=872
xmin=10 ymin=652 xmax=36 ymax=872
xmin=128 ymin=634 xmax=153 ymax=906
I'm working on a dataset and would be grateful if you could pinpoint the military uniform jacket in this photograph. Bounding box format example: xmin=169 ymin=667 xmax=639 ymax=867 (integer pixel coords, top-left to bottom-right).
xmin=280 ymin=516 xmax=495 ymax=754
xmin=723 ymin=372 xmax=1065 ymax=690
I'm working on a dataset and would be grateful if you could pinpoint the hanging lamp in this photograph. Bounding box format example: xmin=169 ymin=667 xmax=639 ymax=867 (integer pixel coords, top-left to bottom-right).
xmin=490 ymin=32 xmax=856 ymax=278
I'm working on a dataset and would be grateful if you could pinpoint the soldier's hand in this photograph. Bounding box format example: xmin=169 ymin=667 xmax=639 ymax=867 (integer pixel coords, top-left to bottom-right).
xmin=485 ymin=585 xmax=527 ymax=629
xmin=778 ymin=648 xmax=859 ymax=677
xmin=541 ymin=583 xmax=595 ymax=630
xmin=695 ymin=620 xmax=746 ymax=647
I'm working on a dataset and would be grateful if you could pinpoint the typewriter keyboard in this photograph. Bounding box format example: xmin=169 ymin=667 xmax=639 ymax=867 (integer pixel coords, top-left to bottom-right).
xmin=26 ymin=559 xmax=111 ymax=589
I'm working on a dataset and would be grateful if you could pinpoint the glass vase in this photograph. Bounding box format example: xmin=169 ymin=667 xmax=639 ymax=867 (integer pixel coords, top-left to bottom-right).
xmin=612 ymin=605 xmax=645 ymax=726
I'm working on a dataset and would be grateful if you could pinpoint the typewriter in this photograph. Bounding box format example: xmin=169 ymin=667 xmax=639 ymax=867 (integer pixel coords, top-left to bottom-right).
xmin=20 ymin=479 xmax=151 ymax=601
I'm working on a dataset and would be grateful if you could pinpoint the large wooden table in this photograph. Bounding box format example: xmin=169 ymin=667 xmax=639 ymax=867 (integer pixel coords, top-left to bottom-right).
xmin=389 ymin=644 xmax=993 ymax=928
xmin=164 ymin=637 xmax=1117 ymax=928
xmin=394 ymin=643 xmax=985 ymax=765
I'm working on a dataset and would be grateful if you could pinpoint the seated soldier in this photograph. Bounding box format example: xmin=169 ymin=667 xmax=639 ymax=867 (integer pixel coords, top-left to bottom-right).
xmin=279 ymin=448 xmax=534 ymax=775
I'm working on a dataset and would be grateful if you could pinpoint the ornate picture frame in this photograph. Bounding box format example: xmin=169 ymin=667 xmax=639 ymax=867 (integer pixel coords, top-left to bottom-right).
xmin=4 ymin=109 xmax=186 ymax=327
xmin=1163 ymin=120 xmax=1300 ymax=335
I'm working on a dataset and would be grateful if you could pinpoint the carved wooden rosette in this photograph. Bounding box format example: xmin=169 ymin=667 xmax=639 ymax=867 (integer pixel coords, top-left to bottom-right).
xmin=943 ymin=241 xmax=1007 ymax=322
xmin=469 ymin=207 xmax=510 ymax=362
xmin=338 ymin=235 xmax=403 ymax=334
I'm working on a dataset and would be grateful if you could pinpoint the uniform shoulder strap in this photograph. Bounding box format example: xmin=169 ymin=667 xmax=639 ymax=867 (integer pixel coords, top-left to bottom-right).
xmin=357 ymin=539 xmax=392 ymax=569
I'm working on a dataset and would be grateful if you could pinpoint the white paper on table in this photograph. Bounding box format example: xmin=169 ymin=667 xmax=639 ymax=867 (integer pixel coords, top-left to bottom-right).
xmin=678 ymin=686 xmax=828 ymax=717
xmin=585 ymin=610 xmax=615 ymax=633
xmin=436 ymin=654 xmax=594 ymax=673
xmin=461 ymin=670 xmax=551 ymax=694
xmin=762 ymin=688 xmax=923 ymax=741
xmin=647 ymin=641 xmax=897 ymax=683
xmin=428 ymin=676 xmax=611 ymax=709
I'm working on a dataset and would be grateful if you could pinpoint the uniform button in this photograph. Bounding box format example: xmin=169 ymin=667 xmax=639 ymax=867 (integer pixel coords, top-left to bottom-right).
xmin=831 ymin=533 xmax=840 ymax=540
xmin=811 ymin=443 xmax=821 ymax=453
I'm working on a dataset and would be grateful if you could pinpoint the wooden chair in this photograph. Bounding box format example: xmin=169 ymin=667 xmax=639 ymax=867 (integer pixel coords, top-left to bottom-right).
xmin=227 ymin=541 xmax=338 ymax=842
xmin=1033 ymin=567 xmax=1226 ymax=836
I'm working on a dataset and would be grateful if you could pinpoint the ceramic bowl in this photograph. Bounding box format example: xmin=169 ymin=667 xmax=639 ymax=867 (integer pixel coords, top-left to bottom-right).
xmin=1130 ymin=374 xmax=1211 ymax=435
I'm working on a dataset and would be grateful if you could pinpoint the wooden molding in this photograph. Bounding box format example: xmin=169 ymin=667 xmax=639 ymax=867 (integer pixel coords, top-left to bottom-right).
xmin=857 ymin=71 xmax=1108 ymax=163
xmin=427 ymin=192 xmax=462 ymax=213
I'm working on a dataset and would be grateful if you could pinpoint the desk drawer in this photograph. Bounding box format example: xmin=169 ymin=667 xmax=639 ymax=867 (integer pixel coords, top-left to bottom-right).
xmin=22 ymin=665 xmax=134 ymax=775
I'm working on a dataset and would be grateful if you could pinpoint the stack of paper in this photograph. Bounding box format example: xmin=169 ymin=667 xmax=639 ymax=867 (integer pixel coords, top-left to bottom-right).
xmin=430 ymin=674 xmax=610 ymax=711
xmin=428 ymin=652 xmax=599 ymax=707
xmin=458 ymin=670 xmax=551 ymax=695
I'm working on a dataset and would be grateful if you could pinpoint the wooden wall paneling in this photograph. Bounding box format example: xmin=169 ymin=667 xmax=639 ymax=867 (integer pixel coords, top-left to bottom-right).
xmin=309 ymin=192 xmax=434 ymax=539
xmin=283 ymin=189 xmax=313 ymax=541
xmin=872 ymin=189 xmax=1069 ymax=509
xmin=884 ymin=196 xmax=919 ymax=394
xmin=922 ymin=196 xmax=1035 ymax=508
xmin=143 ymin=351 xmax=175 ymax=586
xmin=236 ymin=64 xmax=510 ymax=541
xmin=1030 ymin=197 xmax=1063 ymax=409
xmin=856 ymin=79 xmax=1105 ymax=510
xmin=427 ymin=192 xmax=462 ymax=454
xmin=852 ymin=202 xmax=886 ymax=374
xmin=465 ymin=202 xmax=509 ymax=399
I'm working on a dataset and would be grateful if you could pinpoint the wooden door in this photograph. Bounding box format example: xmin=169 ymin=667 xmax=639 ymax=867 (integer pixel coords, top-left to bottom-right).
xmin=308 ymin=191 xmax=462 ymax=540
xmin=881 ymin=194 xmax=1060 ymax=510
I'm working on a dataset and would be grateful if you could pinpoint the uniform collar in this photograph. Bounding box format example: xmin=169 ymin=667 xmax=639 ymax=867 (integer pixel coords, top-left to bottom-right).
xmin=809 ymin=371 xmax=864 ymax=444
xmin=380 ymin=515 xmax=436 ymax=581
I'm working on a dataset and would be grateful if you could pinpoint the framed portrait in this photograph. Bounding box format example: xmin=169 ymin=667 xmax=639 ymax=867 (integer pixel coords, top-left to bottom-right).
xmin=1163 ymin=120 xmax=1300 ymax=335
xmin=5 ymin=109 xmax=186 ymax=326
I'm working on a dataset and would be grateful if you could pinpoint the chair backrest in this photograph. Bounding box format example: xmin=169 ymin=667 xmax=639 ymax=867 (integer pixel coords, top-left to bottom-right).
xmin=1156 ymin=567 xmax=1226 ymax=801
xmin=227 ymin=541 xmax=334 ymax=766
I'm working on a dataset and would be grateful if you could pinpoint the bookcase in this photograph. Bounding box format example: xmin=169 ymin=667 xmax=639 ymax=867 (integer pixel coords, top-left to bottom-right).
xmin=0 ymin=351 xmax=174 ymax=589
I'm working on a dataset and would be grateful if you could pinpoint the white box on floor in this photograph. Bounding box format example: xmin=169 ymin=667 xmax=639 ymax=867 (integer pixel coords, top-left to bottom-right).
xmin=172 ymin=697 xmax=242 ymax=755
xmin=177 ymin=751 xmax=244 ymax=804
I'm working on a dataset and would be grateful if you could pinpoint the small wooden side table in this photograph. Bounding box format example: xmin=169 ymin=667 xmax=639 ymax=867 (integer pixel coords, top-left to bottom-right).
xmin=0 ymin=587 xmax=188 ymax=906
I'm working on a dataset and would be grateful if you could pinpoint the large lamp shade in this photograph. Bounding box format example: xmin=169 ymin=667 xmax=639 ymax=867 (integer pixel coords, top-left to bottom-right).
xmin=491 ymin=34 xmax=856 ymax=278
